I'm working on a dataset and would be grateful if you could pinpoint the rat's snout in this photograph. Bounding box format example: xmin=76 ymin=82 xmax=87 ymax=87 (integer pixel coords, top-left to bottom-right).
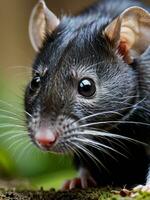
xmin=37 ymin=136 xmax=56 ymax=147
xmin=35 ymin=127 xmax=58 ymax=149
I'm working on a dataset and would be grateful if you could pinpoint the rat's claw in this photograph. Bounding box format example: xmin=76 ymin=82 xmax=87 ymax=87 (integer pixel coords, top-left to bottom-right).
xmin=70 ymin=178 xmax=81 ymax=189
xmin=82 ymin=175 xmax=97 ymax=188
xmin=61 ymin=168 xmax=97 ymax=190
xmin=61 ymin=178 xmax=81 ymax=190
xmin=61 ymin=175 xmax=97 ymax=190
xmin=62 ymin=180 xmax=71 ymax=190
xmin=133 ymin=185 xmax=150 ymax=193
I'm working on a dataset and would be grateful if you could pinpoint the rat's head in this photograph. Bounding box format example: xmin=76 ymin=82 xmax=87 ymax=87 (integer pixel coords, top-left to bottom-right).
xmin=25 ymin=1 xmax=150 ymax=153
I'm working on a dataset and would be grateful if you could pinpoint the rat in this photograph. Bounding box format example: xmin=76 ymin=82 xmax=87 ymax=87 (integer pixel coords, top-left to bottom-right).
xmin=24 ymin=0 xmax=150 ymax=191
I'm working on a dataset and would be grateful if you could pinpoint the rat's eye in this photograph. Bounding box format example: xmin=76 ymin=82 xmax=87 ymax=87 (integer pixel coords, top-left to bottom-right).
xmin=30 ymin=76 xmax=41 ymax=91
xmin=78 ymin=78 xmax=96 ymax=98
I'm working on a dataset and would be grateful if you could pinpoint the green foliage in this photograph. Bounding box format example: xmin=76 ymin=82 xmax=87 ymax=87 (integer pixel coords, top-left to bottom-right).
xmin=0 ymin=67 xmax=74 ymax=188
xmin=0 ymin=149 xmax=16 ymax=177
xmin=98 ymin=190 xmax=150 ymax=200
xmin=31 ymin=170 xmax=76 ymax=189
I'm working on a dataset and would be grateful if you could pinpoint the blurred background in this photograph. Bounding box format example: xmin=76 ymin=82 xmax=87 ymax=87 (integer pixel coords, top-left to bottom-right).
xmin=0 ymin=0 xmax=149 ymax=189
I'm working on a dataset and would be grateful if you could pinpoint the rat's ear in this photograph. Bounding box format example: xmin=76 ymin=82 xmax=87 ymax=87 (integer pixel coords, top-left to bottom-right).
xmin=29 ymin=0 xmax=60 ymax=52
xmin=104 ymin=7 xmax=150 ymax=64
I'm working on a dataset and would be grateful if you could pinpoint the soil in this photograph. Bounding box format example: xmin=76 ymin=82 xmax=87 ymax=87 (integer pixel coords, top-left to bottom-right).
xmin=0 ymin=188 xmax=105 ymax=200
xmin=0 ymin=180 xmax=149 ymax=200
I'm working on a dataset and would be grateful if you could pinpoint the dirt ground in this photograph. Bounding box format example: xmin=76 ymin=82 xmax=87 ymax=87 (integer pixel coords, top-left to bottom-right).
xmin=0 ymin=180 xmax=150 ymax=200
xmin=0 ymin=188 xmax=104 ymax=200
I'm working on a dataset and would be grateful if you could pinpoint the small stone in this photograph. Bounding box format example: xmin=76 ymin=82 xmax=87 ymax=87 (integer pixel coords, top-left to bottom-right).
xmin=120 ymin=189 xmax=131 ymax=197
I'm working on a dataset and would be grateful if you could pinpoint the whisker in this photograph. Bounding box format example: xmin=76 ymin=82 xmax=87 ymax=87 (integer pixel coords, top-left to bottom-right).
xmin=0 ymin=108 xmax=24 ymax=119
xmin=0 ymin=114 xmax=22 ymax=122
xmin=105 ymin=95 xmax=145 ymax=109
xmin=0 ymin=129 xmax=24 ymax=135
xmin=0 ymin=100 xmax=23 ymax=111
xmin=66 ymin=141 xmax=88 ymax=163
xmin=69 ymin=96 xmax=149 ymax=130
xmin=0 ymin=124 xmax=24 ymax=129
xmin=16 ymin=141 xmax=33 ymax=161
xmin=79 ymin=120 xmax=150 ymax=129
xmin=7 ymin=137 xmax=26 ymax=151
xmin=67 ymin=141 xmax=100 ymax=170
xmin=137 ymin=106 xmax=150 ymax=114
xmin=71 ymin=137 xmax=128 ymax=159
xmin=82 ymin=130 xmax=147 ymax=146
xmin=24 ymin=110 xmax=33 ymax=118
xmin=71 ymin=141 xmax=100 ymax=167
xmin=71 ymin=141 xmax=108 ymax=172
xmin=0 ymin=100 xmax=32 ymax=118
xmin=11 ymin=139 xmax=31 ymax=160
xmin=3 ymin=133 xmax=27 ymax=144
xmin=63 ymin=129 xmax=147 ymax=146
xmin=96 ymin=134 xmax=131 ymax=157
xmin=106 ymin=94 xmax=139 ymax=101
xmin=66 ymin=142 xmax=80 ymax=157
xmin=7 ymin=65 xmax=30 ymax=70
xmin=85 ymin=61 xmax=108 ymax=70
xmin=71 ymin=109 xmax=125 ymax=126
xmin=80 ymin=137 xmax=118 ymax=161
xmin=0 ymin=130 xmax=26 ymax=139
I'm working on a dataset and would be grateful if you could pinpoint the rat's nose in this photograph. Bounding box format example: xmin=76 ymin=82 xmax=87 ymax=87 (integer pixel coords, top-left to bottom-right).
xmin=37 ymin=137 xmax=56 ymax=147
xmin=35 ymin=128 xmax=57 ymax=149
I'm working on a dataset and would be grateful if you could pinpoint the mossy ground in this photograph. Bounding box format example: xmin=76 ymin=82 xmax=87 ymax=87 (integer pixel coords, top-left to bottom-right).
xmin=0 ymin=186 xmax=150 ymax=200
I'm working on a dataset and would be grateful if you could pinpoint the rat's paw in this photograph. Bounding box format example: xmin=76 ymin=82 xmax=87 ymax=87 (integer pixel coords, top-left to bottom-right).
xmin=62 ymin=175 xmax=96 ymax=190
xmin=62 ymin=168 xmax=97 ymax=190
xmin=133 ymin=185 xmax=150 ymax=193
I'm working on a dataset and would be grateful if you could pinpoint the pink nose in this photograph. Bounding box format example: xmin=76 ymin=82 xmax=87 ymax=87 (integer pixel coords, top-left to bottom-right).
xmin=35 ymin=127 xmax=58 ymax=148
xmin=36 ymin=133 xmax=57 ymax=148
xmin=37 ymin=137 xmax=56 ymax=147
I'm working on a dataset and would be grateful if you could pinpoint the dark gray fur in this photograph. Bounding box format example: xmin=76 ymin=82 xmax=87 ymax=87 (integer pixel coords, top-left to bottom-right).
xmin=25 ymin=0 xmax=150 ymax=187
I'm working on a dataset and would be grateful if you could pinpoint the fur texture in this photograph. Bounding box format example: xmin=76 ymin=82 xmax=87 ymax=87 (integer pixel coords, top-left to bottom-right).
xmin=25 ymin=0 xmax=150 ymax=187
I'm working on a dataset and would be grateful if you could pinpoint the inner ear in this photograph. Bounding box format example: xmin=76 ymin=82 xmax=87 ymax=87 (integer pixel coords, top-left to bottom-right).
xmin=29 ymin=0 xmax=60 ymax=52
xmin=104 ymin=6 xmax=150 ymax=64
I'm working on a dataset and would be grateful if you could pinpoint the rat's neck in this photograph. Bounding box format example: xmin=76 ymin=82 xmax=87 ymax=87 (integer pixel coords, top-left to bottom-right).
xmin=120 ymin=56 xmax=150 ymax=123
xmin=126 ymin=56 xmax=150 ymax=123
